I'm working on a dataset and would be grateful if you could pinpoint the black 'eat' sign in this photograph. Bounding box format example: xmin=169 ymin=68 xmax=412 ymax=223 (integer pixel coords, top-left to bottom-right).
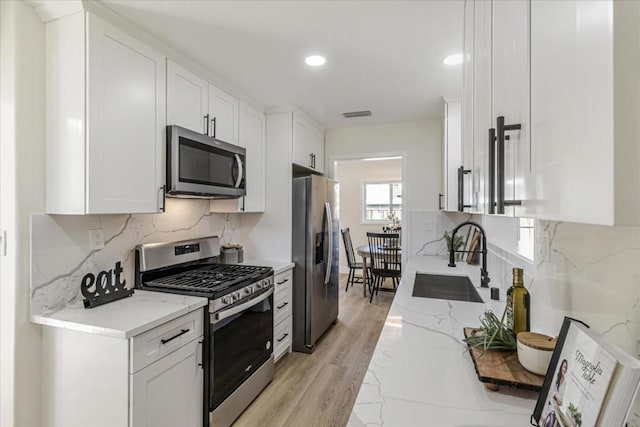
xmin=81 ymin=261 xmax=134 ymax=308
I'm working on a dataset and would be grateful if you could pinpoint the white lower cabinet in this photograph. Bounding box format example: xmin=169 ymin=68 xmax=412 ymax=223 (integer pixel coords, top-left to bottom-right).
xmin=41 ymin=309 xmax=204 ymax=427
xmin=273 ymin=268 xmax=293 ymax=361
xmin=131 ymin=338 xmax=203 ymax=427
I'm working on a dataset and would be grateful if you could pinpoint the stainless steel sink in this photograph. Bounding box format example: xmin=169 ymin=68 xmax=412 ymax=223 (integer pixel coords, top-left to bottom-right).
xmin=412 ymin=273 xmax=484 ymax=303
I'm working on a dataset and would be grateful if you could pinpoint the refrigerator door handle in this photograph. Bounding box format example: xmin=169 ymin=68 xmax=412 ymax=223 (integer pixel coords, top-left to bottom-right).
xmin=324 ymin=202 xmax=333 ymax=285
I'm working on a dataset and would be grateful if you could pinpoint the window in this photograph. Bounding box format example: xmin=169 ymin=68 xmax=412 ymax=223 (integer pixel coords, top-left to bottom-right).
xmin=517 ymin=217 xmax=534 ymax=260
xmin=363 ymin=182 xmax=402 ymax=222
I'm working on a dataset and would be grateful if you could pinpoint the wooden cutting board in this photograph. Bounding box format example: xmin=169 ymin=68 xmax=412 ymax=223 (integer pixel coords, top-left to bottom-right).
xmin=463 ymin=327 xmax=545 ymax=392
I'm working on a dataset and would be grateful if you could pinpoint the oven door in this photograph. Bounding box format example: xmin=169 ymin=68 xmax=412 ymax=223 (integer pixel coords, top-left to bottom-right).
xmin=167 ymin=125 xmax=246 ymax=198
xmin=210 ymin=288 xmax=273 ymax=410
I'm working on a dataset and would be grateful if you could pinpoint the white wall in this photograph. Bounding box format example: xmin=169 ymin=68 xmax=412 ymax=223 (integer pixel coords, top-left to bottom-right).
xmin=325 ymin=119 xmax=442 ymax=262
xmin=326 ymin=119 xmax=441 ymax=213
xmin=335 ymin=158 xmax=402 ymax=273
xmin=0 ymin=2 xmax=46 ymax=425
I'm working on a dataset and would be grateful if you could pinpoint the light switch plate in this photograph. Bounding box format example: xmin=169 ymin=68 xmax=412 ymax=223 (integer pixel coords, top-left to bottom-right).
xmin=425 ymin=219 xmax=433 ymax=231
xmin=89 ymin=229 xmax=105 ymax=250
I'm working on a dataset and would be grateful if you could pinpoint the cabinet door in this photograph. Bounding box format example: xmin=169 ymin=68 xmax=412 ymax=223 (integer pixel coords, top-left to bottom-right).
xmin=131 ymin=338 xmax=203 ymax=427
xmin=87 ymin=13 xmax=165 ymax=214
xmin=239 ymin=103 xmax=266 ymax=212
xmin=309 ymin=128 xmax=325 ymax=174
xmin=167 ymin=60 xmax=208 ymax=134
xmin=444 ymin=101 xmax=462 ymax=212
xmin=461 ymin=0 xmax=474 ymax=212
xmin=293 ymin=114 xmax=324 ymax=172
xmin=528 ymin=0 xmax=614 ymax=224
xmin=208 ymin=84 xmax=239 ymax=144
xmin=492 ymin=0 xmax=531 ymax=217
xmin=472 ymin=0 xmax=492 ymax=214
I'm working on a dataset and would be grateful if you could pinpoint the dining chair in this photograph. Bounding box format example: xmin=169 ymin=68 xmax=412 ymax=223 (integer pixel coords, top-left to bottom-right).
xmin=341 ymin=227 xmax=366 ymax=292
xmin=366 ymin=232 xmax=401 ymax=303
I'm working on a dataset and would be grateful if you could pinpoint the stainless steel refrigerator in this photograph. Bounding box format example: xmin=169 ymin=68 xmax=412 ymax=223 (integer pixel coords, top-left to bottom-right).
xmin=292 ymin=174 xmax=339 ymax=353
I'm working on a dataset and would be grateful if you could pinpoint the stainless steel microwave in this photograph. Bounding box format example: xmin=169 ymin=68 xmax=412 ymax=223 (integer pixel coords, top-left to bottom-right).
xmin=166 ymin=125 xmax=246 ymax=199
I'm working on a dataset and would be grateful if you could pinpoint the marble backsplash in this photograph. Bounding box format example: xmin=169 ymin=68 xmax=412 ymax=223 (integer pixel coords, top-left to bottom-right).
xmin=30 ymin=199 xmax=238 ymax=316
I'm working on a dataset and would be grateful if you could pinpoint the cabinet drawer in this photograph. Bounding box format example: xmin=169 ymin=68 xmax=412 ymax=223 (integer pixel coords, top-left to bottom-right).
xmin=274 ymin=269 xmax=292 ymax=295
xmin=274 ymin=285 xmax=292 ymax=326
xmin=274 ymin=316 xmax=292 ymax=361
xmin=131 ymin=309 xmax=203 ymax=373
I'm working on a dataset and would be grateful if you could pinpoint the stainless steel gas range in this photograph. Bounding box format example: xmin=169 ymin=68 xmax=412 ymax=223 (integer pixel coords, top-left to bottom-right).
xmin=135 ymin=236 xmax=274 ymax=427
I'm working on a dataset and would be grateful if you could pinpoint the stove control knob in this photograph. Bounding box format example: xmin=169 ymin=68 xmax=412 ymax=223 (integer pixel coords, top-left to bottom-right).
xmin=264 ymin=279 xmax=271 ymax=288
xmin=222 ymin=296 xmax=231 ymax=305
xmin=245 ymin=286 xmax=253 ymax=295
xmin=232 ymin=292 xmax=241 ymax=302
xmin=255 ymin=282 xmax=262 ymax=290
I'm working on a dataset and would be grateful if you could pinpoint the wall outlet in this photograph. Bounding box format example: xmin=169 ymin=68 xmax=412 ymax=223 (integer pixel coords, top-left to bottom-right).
xmin=89 ymin=229 xmax=105 ymax=250
xmin=424 ymin=219 xmax=434 ymax=231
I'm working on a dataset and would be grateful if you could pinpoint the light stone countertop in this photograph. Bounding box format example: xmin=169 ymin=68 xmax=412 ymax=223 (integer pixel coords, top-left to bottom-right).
xmin=348 ymin=255 xmax=538 ymax=427
xmin=31 ymin=290 xmax=208 ymax=339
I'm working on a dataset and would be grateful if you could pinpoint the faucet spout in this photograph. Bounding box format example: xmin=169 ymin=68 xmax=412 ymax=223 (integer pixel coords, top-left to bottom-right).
xmin=447 ymin=221 xmax=490 ymax=288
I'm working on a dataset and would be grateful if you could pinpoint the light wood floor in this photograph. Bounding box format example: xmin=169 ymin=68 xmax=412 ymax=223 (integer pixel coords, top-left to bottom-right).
xmin=233 ymin=274 xmax=395 ymax=427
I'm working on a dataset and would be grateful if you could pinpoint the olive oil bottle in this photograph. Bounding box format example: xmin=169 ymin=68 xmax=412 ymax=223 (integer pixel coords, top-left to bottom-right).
xmin=506 ymin=267 xmax=530 ymax=336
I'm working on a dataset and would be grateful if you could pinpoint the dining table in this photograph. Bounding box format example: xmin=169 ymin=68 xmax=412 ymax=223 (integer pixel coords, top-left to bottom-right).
xmin=356 ymin=244 xmax=402 ymax=297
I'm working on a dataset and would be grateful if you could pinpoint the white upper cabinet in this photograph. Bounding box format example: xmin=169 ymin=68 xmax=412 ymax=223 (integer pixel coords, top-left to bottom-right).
xmin=293 ymin=113 xmax=325 ymax=174
xmin=166 ymin=61 xmax=239 ymax=144
xmin=461 ymin=0 xmax=475 ymax=213
xmin=211 ymin=103 xmax=266 ymax=213
xmin=208 ymin=84 xmax=239 ymax=145
xmin=46 ymin=12 xmax=165 ymax=214
xmin=167 ymin=59 xmax=208 ymax=134
xmin=490 ymin=0 xmax=531 ymax=217
xmin=472 ymin=0 xmax=491 ymax=215
xmin=442 ymin=99 xmax=462 ymax=212
xmin=238 ymin=103 xmax=266 ymax=212
xmin=461 ymin=0 xmax=531 ymax=217
xmin=527 ymin=0 xmax=640 ymax=225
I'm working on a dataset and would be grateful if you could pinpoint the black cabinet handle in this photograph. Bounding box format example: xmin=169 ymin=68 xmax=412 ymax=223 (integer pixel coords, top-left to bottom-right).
xmin=159 ymin=185 xmax=166 ymax=212
xmin=277 ymin=302 xmax=289 ymax=310
xmin=488 ymin=128 xmax=496 ymax=214
xmin=496 ymin=116 xmax=522 ymax=214
xmin=277 ymin=278 xmax=289 ymax=285
xmin=277 ymin=333 xmax=289 ymax=343
xmin=161 ymin=328 xmax=189 ymax=345
xmin=457 ymin=166 xmax=472 ymax=212
xmin=204 ymin=114 xmax=209 ymax=135
xmin=211 ymin=117 xmax=217 ymax=138
xmin=438 ymin=193 xmax=444 ymax=210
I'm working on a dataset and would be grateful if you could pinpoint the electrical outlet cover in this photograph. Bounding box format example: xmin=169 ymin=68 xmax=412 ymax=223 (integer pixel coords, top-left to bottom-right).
xmin=89 ymin=229 xmax=105 ymax=250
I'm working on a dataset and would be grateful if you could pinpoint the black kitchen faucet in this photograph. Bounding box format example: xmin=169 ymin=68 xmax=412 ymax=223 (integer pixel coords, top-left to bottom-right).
xmin=448 ymin=221 xmax=490 ymax=288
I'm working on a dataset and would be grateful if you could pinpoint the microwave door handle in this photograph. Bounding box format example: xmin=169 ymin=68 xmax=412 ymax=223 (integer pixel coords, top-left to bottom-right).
xmin=234 ymin=154 xmax=244 ymax=188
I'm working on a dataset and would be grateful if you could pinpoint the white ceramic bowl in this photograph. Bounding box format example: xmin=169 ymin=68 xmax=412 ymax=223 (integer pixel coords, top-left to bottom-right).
xmin=516 ymin=332 xmax=555 ymax=376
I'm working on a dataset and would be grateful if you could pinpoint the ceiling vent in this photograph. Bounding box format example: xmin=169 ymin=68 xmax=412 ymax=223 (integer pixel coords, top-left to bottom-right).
xmin=342 ymin=110 xmax=372 ymax=118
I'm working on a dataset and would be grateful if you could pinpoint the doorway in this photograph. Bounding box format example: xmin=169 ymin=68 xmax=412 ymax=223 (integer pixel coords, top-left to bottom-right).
xmin=333 ymin=156 xmax=404 ymax=275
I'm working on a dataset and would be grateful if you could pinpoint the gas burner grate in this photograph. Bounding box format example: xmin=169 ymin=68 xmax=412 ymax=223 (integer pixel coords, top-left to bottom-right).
xmin=144 ymin=264 xmax=271 ymax=294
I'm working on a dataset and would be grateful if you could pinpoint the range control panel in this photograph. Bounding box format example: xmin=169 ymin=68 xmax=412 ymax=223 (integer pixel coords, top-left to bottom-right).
xmin=175 ymin=243 xmax=201 ymax=256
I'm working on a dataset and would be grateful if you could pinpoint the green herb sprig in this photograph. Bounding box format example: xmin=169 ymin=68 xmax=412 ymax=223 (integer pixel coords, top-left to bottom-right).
xmin=464 ymin=309 xmax=517 ymax=351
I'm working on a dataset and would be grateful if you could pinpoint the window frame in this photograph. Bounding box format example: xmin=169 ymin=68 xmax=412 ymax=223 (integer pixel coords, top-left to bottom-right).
xmin=361 ymin=180 xmax=402 ymax=224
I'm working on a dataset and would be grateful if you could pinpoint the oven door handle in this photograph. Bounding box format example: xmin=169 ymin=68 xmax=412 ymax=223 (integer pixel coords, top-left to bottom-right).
xmin=211 ymin=288 xmax=273 ymax=324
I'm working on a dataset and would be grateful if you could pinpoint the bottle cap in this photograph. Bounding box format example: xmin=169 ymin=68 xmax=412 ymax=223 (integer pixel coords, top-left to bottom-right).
xmin=513 ymin=267 xmax=524 ymax=278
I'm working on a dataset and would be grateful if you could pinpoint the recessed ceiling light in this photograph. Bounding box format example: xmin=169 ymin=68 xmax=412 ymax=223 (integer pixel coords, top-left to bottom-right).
xmin=443 ymin=53 xmax=463 ymax=66
xmin=305 ymin=55 xmax=326 ymax=67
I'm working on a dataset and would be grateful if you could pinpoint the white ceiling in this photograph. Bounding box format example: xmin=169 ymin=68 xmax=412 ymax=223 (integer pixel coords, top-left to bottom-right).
xmin=102 ymin=0 xmax=463 ymax=129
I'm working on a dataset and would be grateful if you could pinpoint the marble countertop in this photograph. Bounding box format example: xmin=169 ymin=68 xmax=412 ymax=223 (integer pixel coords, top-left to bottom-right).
xmin=348 ymin=255 xmax=538 ymax=427
xmin=31 ymin=290 xmax=208 ymax=339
